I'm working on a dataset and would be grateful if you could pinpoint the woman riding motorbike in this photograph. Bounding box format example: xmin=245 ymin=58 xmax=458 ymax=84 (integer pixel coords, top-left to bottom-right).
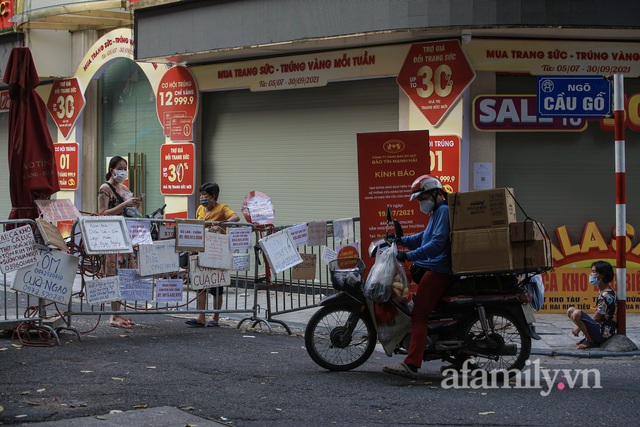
xmin=382 ymin=174 xmax=453 ymax=379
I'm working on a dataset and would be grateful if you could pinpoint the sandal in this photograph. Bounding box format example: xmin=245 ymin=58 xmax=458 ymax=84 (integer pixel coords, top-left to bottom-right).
xmin=577 ymin=341 xmax=596 ymax=350
xmin=207 ymin=321 xmax=220 ymax=327
xmin=382 ymin=362 xmax=418 ymax=379
xmin=185 ymin=319 xmax=206 ymax=327
xmin=576 ymin=338 xmax=586 ymax=345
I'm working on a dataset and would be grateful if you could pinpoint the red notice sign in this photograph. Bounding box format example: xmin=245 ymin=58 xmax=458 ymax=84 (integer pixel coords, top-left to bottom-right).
xmin=160 ymin=143 xmax=195 ymax=195
xmin=156 ymin=66 xmax=199 ymax=141
xmin=54 ymin=142 xmax=79 ymax=190
xmin=397 ymin=40 xmax=476 ymax=126
xmin=357 ymin=131 xmax=430 ymax=268
xmin=46 ymin=78 xmax=86 ymax=139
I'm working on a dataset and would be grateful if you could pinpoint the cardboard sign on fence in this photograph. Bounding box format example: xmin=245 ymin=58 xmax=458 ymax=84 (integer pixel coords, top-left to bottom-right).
xmin=0 ymin=225 xmax=37 ymax=273
xmin=155 ymin=279 xmax=183 ymax=302
xmin=189 ymin=255 xmax=229 ymax=290
xmin=175 ymin=219 xmax=205 ymax=252
xmin=291 ymin=253 xmax=317 ymax=280
xmin=12 ymin=248 xmax=79 ymax=304
xmin=228 ymin=227 xmax=252 ymax=250
xmin=258 ymin=228 xmax=303 ymax=274
xmin=118 ymin=269 xmax=153 ymax=301
xmin=198 ymin=231 xmax=232 ymax=270
xmin=137 ymin=240 xmax=180 ymax=276
xmin=307 ymin=221 xmax=327 ymax=246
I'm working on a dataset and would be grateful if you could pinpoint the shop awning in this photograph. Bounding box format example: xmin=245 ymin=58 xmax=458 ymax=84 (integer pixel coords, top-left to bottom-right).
xmin=11 ymin=1 xmax=132 ymax=32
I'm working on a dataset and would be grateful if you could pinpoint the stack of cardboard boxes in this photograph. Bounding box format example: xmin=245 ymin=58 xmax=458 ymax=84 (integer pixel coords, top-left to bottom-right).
xmin=449 ymin=188 xmax=553 ymax=275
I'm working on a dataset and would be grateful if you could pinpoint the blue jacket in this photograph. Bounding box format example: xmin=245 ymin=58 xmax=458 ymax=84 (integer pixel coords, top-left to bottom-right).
xmin=399 ymin=201 xmax=451 ymax=274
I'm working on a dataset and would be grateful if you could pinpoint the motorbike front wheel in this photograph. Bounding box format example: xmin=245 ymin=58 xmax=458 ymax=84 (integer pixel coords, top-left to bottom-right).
xmin=304 ymin=306 xmax=377 ymax=371
xmin=456 ymin=309 xmax=532 ymax=375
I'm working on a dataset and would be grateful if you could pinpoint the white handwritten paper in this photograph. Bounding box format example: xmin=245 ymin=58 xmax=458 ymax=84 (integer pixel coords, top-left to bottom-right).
xmin=321 ymin=246 xmax=337 ymax=265
xmin=247 ymin=196 xmax=275 ymax=224
xmin=198 ymin=232 xmax=232 ymax=270
xmin=12 ymin=249 xmax=79 ymax=304
xmin=258 ymin=228 xmax=303 ymax=274
xmin=233 ymin=253 xmax=250 ymax=271
xmin=332 ymin=218 xmax=354 ymax=242
xmin=118 ymin=269 xmax=153 ymax=301
xmin=288 ymin=223 xmax=309 ymax=246
xmin=126 ymin=220 xmax=153 ymax=246
xmin=85 ymin=276 xmax=121 ymax=305
xmin=0 ymin=225 xmax=37 ymax=273
xmin=137 ymin=240 xmax=180 ymax=276
xmin=228 ymin=227 xmax=253 ymax=250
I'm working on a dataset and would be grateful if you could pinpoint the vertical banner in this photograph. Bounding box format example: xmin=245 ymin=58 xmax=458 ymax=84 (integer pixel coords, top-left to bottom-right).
xmin=357 ymin=131 xmax=430 ymax=269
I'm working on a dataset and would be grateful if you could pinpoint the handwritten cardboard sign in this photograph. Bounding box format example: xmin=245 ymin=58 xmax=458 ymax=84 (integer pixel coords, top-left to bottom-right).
xmin=228 ymin=227 xmax=253 ymax=250
xmin=332 ymin=218 xmax=354 ymax=242
xmin=307 ymin=221 xmax=327 ymax=246
xmin=291 ymin=253 xmax=317 ymax=280
xmin=118 ymin=269 xmax=153 ymax=301
xmin=36 ymin=219 xmax=68 ymax=251
xmin=198 ymin=232 xmax=232 ymax=270
xmin=175 ymin=219 xmax=205 ymax=252
xmin=12 ymin=248 xmax=79 ymax=304
xmin=35 ymin=199 xmax=82 ymax=222
xmin=189 ymin=255 xmax=230 ymax=289
xmin=126 ymin=219 xmax=153 ymax=246
xmin=321 ymin=246 xmax=337 ymax=265
xmin=137 ymin=240 xmax=180 ymax=276
xmin=0 ymin=225 xmax=37 ymax=273
xmin=85 ymin=276 xmax=120 ymax=305
xmin=258 ymin=228 xmax=303 ymax=274
xmin=79 ymin=216 xmax=133 ymax=255
xmin=155 ymin=279 xmax=183 ymax=302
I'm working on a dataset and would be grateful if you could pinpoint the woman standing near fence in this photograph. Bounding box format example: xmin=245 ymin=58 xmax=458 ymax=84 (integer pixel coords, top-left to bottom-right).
xmin=97 ymin=156 xmax=143 ymax=328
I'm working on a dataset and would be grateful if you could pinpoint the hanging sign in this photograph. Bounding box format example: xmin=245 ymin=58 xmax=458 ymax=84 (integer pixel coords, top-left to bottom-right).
xmin=156 ymin=66 xmax=199 ymax=141
xmin=46 ymin=77 xmax=86 ymax=139
xmin=12 ymin=249 xmax=79 ymax=304
xmin=0 ymin=225 xmax=37 ymax=273
xmin=258 ymin=228 xmax=303 ymax=274
xmin=396 ymin=40 xmax=476 ymax=125
xmin=54 ymin=142 xmax=79 ymax=190
xmin=160 ymin=142 xmax=195 ymax=195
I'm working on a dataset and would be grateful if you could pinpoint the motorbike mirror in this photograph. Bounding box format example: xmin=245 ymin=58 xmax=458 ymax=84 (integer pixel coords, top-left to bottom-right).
xmin=386 ymin=205 xmax=392 ymax=223
xmin=393 ymin=219 xmax=403 ymax=238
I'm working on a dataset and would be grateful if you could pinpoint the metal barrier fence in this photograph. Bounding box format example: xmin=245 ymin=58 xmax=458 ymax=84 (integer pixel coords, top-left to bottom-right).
xmin=1 ymin=215 xmax=361 ymax=343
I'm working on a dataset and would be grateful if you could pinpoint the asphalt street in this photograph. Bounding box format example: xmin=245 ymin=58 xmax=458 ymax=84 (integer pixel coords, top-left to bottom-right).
xmin=1 ymin=311 xmax=639 ymax=426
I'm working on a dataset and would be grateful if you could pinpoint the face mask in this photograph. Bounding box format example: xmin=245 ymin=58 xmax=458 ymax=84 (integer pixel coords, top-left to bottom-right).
xmin=199 ymin=198 xmax=209 ymax=207
xmin=589 ymin=274 xmax=600 ymax=286
xmin=419 ymin=199 xmax=435 ymax=215
xmin=113 ymin=170 xmax=127 ymax=183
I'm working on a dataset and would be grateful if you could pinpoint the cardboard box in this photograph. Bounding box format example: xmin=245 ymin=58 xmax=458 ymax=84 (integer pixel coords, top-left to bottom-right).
xmin=449 ymin=188 xmax=517 ymax=231
xmin=451 ymin=227 xmax=552 ymax=275
xmin=451 ymin=227 xmax=512 ymax=274
xmin=512 ymin=238 xmax=553 ymax=271
xmin=509 ymin=220 xmax=545 ymax=242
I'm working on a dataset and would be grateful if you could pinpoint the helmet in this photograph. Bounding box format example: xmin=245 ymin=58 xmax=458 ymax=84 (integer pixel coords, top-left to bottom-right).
xmin=409 ymin=174 xmax=443 ymax=201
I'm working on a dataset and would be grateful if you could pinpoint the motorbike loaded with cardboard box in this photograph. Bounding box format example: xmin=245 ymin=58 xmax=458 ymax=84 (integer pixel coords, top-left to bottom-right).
xmin=305 ymin=198 xmax=550 ymax=377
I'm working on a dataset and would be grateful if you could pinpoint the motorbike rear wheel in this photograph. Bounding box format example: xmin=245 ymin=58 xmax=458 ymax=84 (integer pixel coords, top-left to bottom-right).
xmin=456 ymin=309 xmax=531 ymax=376
xmin=304 ymin=306 xmax=377 ymax=371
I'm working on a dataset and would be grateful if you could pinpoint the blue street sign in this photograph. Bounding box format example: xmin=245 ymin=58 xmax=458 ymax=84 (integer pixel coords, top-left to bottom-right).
xmin=537 ymin=76 xmax=612 ymax=118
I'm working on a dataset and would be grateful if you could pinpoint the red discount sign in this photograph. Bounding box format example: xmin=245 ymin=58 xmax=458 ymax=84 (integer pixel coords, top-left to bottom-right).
xmin=160 ymin=143 xmax=195 ymax=195
xmin=0 ymin=89 xmax=10 ymax=112
xmin=397 ymin=40 xmax=476 ymax=126
xmin=156 ymin=66 xmax=199 ymax=142
xmin=46 ymin=78 xmax=86 ymax=139
xmin=54 ymin=142 xmax=79 ymax=190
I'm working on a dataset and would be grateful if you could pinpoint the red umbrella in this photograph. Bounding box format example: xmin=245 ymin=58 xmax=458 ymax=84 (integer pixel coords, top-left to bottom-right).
xmin=3 ymin=47 xmax=59 ymax=224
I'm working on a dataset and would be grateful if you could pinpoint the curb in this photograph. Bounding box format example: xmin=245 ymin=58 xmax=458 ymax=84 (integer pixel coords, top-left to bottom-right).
xmin=531 ymin=348 xmax=640 ymax=358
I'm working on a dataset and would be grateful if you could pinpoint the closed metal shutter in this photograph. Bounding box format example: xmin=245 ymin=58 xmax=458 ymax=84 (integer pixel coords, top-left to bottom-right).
xmin=496 ymin=75 xmax=640 ymax=243
xmin=201 ymin=78 xmax=399 ymax=226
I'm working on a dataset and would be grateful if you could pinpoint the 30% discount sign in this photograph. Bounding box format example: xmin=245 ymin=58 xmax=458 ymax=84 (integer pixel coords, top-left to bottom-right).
xmin=160 ymin=143 xmax=195 ymax=195
xmin=396 ymin=40 xmax=476 ymax=126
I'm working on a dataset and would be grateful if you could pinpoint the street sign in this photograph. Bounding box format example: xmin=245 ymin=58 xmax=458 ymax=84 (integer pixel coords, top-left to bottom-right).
xmin=46 ymin=77 xmax=86 ymax=139
xmin=397 ymin=40 xmax=476 ymax=126
xmin=537 ymin=76 xmax=612 ymax=118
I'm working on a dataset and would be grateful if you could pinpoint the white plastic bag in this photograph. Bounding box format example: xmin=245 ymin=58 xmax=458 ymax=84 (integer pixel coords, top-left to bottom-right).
xmin=363 ymin=242 xmax=398 ymax=302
